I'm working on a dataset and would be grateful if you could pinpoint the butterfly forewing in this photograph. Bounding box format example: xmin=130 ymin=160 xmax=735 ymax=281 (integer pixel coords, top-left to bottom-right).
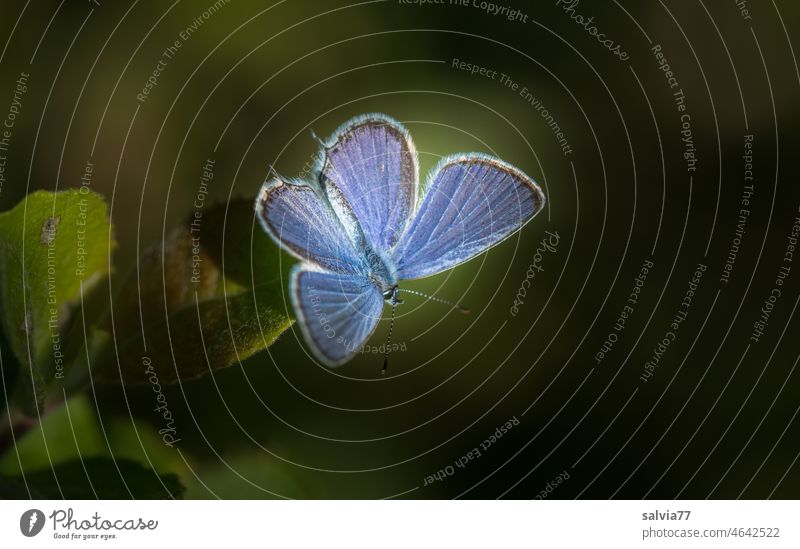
xmin=392 ymin=155 xmax=545 ymax=280
xmin=319 ymin=114 xmax=419 ymax=254
xmin=256 ymin=177 xmax=365 ymax=274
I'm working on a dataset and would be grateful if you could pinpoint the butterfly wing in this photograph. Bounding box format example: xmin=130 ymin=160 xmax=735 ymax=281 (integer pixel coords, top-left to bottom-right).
xmin=290 ymin=265 xmax=383 ymax=365
xmin=256 ymin=177 xmax=383 ymax=365
xmin=318 ymin=113 xmax=418 ymax=253
xmin=392 ymin=154 xmax=545 ymax=280
xmin=256 ymin=176 xmax=365 ymax=274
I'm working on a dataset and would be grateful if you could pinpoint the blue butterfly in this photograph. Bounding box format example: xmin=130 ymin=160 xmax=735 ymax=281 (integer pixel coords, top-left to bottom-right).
xmin=256 ymin=114 xmax=545 ymax=367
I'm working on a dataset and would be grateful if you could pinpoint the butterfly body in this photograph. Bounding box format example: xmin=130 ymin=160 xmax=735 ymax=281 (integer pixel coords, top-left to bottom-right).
xmin=256 ymin=113 xmax=545 ymax=366
xmin=363 ymin=246 xmax=399 ymax=298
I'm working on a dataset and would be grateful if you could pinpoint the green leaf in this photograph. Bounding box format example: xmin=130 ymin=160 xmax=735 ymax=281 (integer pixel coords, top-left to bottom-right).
xmin=0 ymin=190 xmax=114 ymax=413
xmin=103 ymin=198 xmax=293 ymax=384
xmin=106 ymin=417 xmax=190 ymax=479
xmin=1 ymin=457 xmax=184 ymax=499
xmin=0 ymin=394 xmax=106 ymax=475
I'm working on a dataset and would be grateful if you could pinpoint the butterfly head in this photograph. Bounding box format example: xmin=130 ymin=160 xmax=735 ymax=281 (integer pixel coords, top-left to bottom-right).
xmin=383 ymin=286 xmax=403 ymax=306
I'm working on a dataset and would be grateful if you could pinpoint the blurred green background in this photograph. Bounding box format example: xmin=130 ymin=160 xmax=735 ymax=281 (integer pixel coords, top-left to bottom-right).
xmin=1 ymin=0 xmax=799 ymax=499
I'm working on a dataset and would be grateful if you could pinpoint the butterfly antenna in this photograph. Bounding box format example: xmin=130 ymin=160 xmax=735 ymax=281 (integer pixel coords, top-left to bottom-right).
xmin=382 ymin=302 xmax=397 ymax=375
xmin=309 ymin=129 xmax=326 ymax=148
xmin=397 ymin=288 xmax=471 ymax=314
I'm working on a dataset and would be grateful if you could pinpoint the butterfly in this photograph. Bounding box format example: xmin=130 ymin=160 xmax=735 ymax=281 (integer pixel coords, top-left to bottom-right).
xmin=255 ymin=114 xmax=545 ymax=368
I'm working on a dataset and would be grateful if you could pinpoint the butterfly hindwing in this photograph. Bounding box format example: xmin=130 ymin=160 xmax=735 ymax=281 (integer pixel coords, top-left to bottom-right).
xmin=290 ymin=265 xmax=384 ymax=365
xmin=319 ymin=113 xmax=418 ymax=254
xmin=392 ymin=154 xmax=545 ymax=280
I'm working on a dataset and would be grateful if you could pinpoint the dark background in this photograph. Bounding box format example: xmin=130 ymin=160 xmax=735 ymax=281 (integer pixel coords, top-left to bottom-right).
xmin=1 ymin=0 xmax=799 ymax=499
